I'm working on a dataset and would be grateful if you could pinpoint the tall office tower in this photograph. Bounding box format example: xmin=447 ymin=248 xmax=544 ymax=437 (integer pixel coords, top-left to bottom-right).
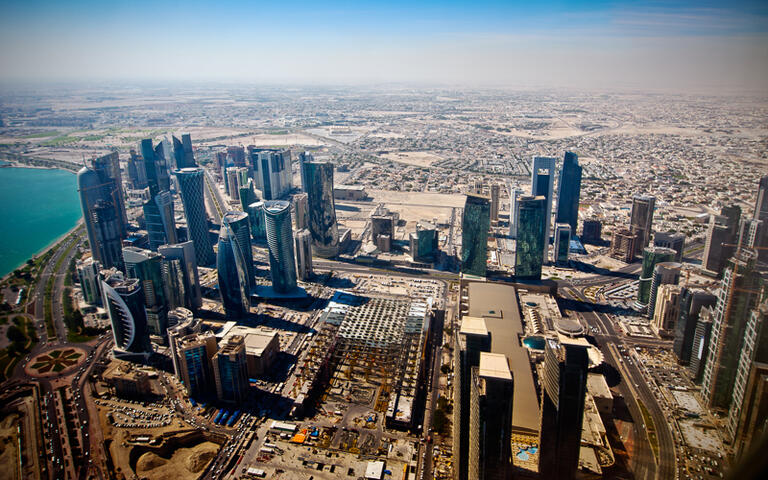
xmin=172 ymin=134 xmax=195 ymax=170
xmin=410 ymin=222 xmax=439 ymax=263
xmin=508 ymin=187 xmax=523 ymax=238
xmin=630 ymin=195 xmax=656 ymax=255
xmin=636 ymin=247 xmax=677 ymax=309
xmin=538 ymin=338 xmax=589 ymax=480
xmin=304 ymin=161 xmax=340 ymax=258
xmin=689 ymin=307 xmax=715 ymax=383
xmin=293 ymin=193 xmax=309 ymax=231
xmin=755 ymin=175 xmax=768 ymax=221
xmin=102 ymin=275 xmax=152 ymax=360
xmin=212 ymin=334 xmax=249 ymax=404
xmin=514 ymin=195 xmax=547 ymax=280
xmin=174 ymin=167 xmax=215 ymax=266
xmin=226 ymin=167 xmax=248 ymax=202
xmin=468 ymin=353 xmax=514 ymax=480
xmin=371 ymin=205 xmax=396 ymax=253
xmin=294 ymin=229 xmax=313 ymax=281
xmin=239 ymin=178 xmax=257 ymax=211
xmin=227 ymin=145 xmax=246 ymax=167
xmin=158 ymin=242 xmax=202 ymax=311
xmin=143 ymin=190 xmax=177 ymax=251
xmin=531 ymin=156 xmax=556 ymax=260
xmin=703 ymin=216 xmax=739 ymax=276
xmin=581 ymin=219 xmax=602 ymax=243
xmin=177 ymin=331 xmax=218 ymax=397
xmin=247 ymin=201 xmax=267 ymax=243
xmin=702 ymin=255 xmax=762 ymax=410
xmin=166 ymin=307 xmax=199 ymax=377
xmin=490 ymin=184 xmax=500 ymax=224
xmin=214 ymin=150 xmax=227 ymax=176
xmin=553 ymin=223 xmax=571 ymax=266
xmin=298 ymin=151 xmax=312 ymax=192
xmin=652 ymin=284 xmax=682 ymax=335
xmin=647 ymin=261 xmax=682 ymax=319
xmin=727 ymin=281 xmax=768 ymax=445
xmin=78 ymin=164 xmax=126 ymax=270
xmin=127 ymin=149 xmax=148 ymax=190
xmin=123 ymin=247 xmax=169 ymax=338
xmin=91 ymin=151 xmax=128 ymax=234
xmin=461 ymin=194 xmax=491 ymax=277
xmin=733 ymin=363 xmax=768 ymax=459
xmin=673 ymin=288 xmax=717 ymax=364
xmin=653 ymin=231 xmax=686 ymax=263
xmin=217 ymin=212 xmax=253 ymax=318
xmin=140 ymin=138 xmax=170 ymax=194
xmin=610 ymin=228 xmax=638 ymax=263
xmin=77 ymin=257 xmax=102 ymax=305
xmin=454 ymin=316 xmax=491 ymax=480
xmin=248 ymin=147 xmax=293 ymax=200
xmin=555 ymin=151 xmax=582 ymax=233
xmin=263 ymin=200 xmax=298 ymax=293
xmin=738 ymin=218 xmax=768 ymax=266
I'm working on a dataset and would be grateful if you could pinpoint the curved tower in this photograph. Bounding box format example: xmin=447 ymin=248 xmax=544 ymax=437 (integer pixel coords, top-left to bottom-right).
xmin=304 ymin=161 xmax=339 ymax=257
xmin=102 ymin=276 xmax=152 ymax=359
xmin=264 ymin=200 xmax=297 ymax=293
xmin=247 ymin=201 xmax=267 ymax=243
xmin=217 ymin=212 xmax=253 ymax=318
xmin=175 ymin=168 xmax=215 ymax=266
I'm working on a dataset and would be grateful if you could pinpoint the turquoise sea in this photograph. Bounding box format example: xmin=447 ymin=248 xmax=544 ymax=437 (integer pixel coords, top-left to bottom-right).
xmin=0 ymin=165 xmax=82 ymax=277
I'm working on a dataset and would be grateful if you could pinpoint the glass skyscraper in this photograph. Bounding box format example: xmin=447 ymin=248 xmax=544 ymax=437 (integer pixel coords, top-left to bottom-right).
xmin=531 ymin=156 xmax=556 ymax=262
xmin=175 ymin=167 xmax=215 ymax=266
xmin=248 ymin=147 xmax=293 ymax=200
xmin=213 ymin=335 xmax=249 ymax=404
xmin=461 ymin=193 xmax=491 ymax=277
xmin=217 ymin=212 xmax=253 ymax=318
xmin=515 ymin=195 xmax=547 ymax=280
xmin=263 ymin=200 xmax=298 ymax=293
xmin=247 ymin=201 xmax=267 ymax=243
xmin=102 ymin=275 xmax=152 ymax=360
xmin=553 ymin=223 xmax=571 ymax=266
xmin=158 ymin=241 xmax=203 ymax=311
xmin=304 ymin=161 xmax=340 ymax=258
xmin=294 ymin=228 xmax=313 ymax=281
xmin=143 ymin=190 xmax=177 ymax=251
xmin=555 ymin=151 xmax=582 ymax=233
xmin=636 ymin=246 xmax=676 ymax=308
xmin=141 ymin=138 xmax=170 ymax=194
xmin=172 ymin=134 xmax=195 ymax=170
xmin=123 ymin=247 xmax=169 ymax=338
xmin=630 ymin=195 xmax=656 ymax=255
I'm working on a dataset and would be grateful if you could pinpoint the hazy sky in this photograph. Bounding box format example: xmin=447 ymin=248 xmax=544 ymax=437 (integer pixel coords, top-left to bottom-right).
xmin=1 ymin=0 xmax=767 ymax=92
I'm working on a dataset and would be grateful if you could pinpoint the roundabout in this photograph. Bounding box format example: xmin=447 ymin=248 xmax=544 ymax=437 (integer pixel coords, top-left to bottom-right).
xmin=25 ymin=347 xmax=87 ymax=377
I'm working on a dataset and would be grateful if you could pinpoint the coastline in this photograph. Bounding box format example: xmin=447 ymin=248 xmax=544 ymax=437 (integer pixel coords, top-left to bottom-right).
xmin=0 ymin=164 xmax=83 ymax=283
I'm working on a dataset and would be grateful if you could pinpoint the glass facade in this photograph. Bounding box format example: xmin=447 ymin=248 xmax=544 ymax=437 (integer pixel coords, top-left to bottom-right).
xmin=554 ymin=223 xmax=571 ymax=266
xmin=461 ymin=194 xmax=491 ymax=277
xmin=123 ymin=247 xmax=169 ymax=337
xmin=217 ymin=212 xmax=253 ymax=318
xmin=263 ymin=200 xmax=298 ymax=293
xmin=159 ymin=241 xmax=203 ymax=311
xmin=305 ymin=161 xmax=340 ymax=257
xmin=78 ymin=160 xmax=126 ymax=270
xmin=555 ymin=151 xmax=582 ymax=232
xmin=143 ymin=190 xmax=177 ymax=252
xmin=247 ymin=201 xmax=267 ymax=242
xmin=213 ymin=336 xmax=248 ymax=404
xmin=515 ymin=196 xmax=547 ymax=280
xmin=175 ymin=167 xmax=215 ymax=266
xmin=102 ymin=277 xmax=152 ymax=358
xmin=531 ymin=156 xmax=556 ymax=261
xmin=637 ymin=246 xmax=676 ymax=306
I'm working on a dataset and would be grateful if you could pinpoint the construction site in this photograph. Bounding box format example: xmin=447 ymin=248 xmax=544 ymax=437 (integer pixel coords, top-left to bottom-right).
xmin=289 ymin=290 xmax=435 ymax=432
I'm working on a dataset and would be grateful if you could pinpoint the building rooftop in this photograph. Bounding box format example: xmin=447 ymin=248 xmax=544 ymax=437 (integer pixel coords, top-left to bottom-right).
xmin=479 ymin=352 xmax=513 ymax=380
xmin=467 ymin=282 xmax=539 ymax=434
xmin=222 ymin=325 xmax=279 ymax=357
xmin=459 ymin=316 xmax=489 ymax=337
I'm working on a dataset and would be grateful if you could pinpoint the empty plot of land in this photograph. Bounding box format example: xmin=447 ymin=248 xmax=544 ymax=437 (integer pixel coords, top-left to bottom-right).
xmin=382 ymin=151 xmax=444 ymax=167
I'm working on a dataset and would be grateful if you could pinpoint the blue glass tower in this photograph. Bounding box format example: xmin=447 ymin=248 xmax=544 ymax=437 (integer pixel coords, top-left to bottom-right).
xmin=304 ymin=161 xmax=340 ymax=258
xmin=555 ymin=152 xmax=582 ymax=233
xmin=217 ymin=212 xmax=253 ymax=318
xmin=515 ymin=195 xmax=547 ymax=280
xmin=175 ymin=167 xmax=215 ymax=266
xmin=531 ymin=156 xmax=556 ymax=262
xmin=461 ymin=194 xmax=491 ymax=277
xmin=263 ymin=200 xmax=298 ymax=293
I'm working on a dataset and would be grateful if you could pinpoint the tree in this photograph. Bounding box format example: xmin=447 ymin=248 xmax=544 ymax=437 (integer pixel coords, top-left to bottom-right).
xmin=7 ymin=325 xmax=26 ymax=344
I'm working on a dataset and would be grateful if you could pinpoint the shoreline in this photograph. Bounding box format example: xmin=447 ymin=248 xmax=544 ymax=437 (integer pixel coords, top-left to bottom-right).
xmin=0 ymin=165 xmax=84 ymax=283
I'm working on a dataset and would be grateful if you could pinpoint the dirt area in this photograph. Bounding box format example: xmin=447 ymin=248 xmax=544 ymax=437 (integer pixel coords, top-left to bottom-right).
xmin=0 ymin=413 xmax=20 ymax=480
xmin=382 ymin=151 xmax=444 ymax=167
xmin=135 ymin=441 xmax=219 ymax=480
xmin=197 ymin=133 xmax=325 ymax=147
xmin=366 ymin=190 xmax=465 ymax=208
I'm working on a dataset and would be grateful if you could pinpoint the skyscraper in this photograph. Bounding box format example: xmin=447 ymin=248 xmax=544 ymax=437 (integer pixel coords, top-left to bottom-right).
xmin=127 ymin=149 xmax=148 ymax=190
xmin=553 ymin=223 xmax=571 ymax=266
xmin=689 ymin=308 xmax=714 ymax=383
xmin=263 ymin=200 xmax=298 ymax=293
xmin=304 ymin=161 xmax=340 ymax=258
xmin=122 ymin=247 xmax=169 ymax=338
xmin=652 ymin=284 xmax=682 ymax=335
xmin=581 ymin=219 xmax=602 ymax=243
xmin=298 ymin=151 xmax=312 ymax=192
xmin=166 ymin=307 xmax=199 ymax=378
xmin=174 ymin=167 xmax=215 ymax=266
xmin=508 ymin=187 xmax=523 ymax=238
xmin=247 ymin=201 xmax=267 ymax=243
xmin=248 ymin=147 xmax=293 ymax=200
xmin=212 ymin=334 xmax=249 ymax=404
xmin=555 ymin=151 xmax=582 ymax=233
xmin=239 ymin=178 xmax=257 ymax=211
xmin=143 ymin=190 xmax=177 ymax=251
xmin=461 ymin=193 xmax=491 ymax=277
xmin=630 ymin=195 xmax=656 ymax=255
xmin=293 ymin=193 xmax=309 ymax=231
xmin=227 ymin=145 xmax=246 ymax=167
xmin=653 ymin=231 xmax=686 ymax=263
xmin=76 ymin=257 xmax=102 ymax=305
xmin=636 ymin=246 xmax=676 ymax=309
xmin=217 ymin=212 xmax=253 ymax=318
xmin=515 ymin=195 xmax=547 ymax=280
xmin=702 ymin=213 xmax=739 ymax=276
xmin=673 ymin=288 xmax=717 ymax=365
xmin=172 ymin=134 xmax=195 ymax=170
xmin=91 ymin=151 xmax=128 ymax=235
xmin=102 ymin=274 xmax=152 ymax=360
xmin=158 ymin=241 xmax=202 ymax=311
xmin=140 ymin=138 xmax=170 ymax=194
xmin=294 ymin=229 xmax=313 ymax=281
xmin=410 ymin=222 xmax=439 ymax=263
xmin=490 ymin=184 xmax=500 ymax=224
xmin=177 ymin=331 xmax=217 ymax=397
xmin=531 ymin=156 xmax=556 ymax=261
xmin=610 ymin=228 xmax=638 ymax=263
xmin=702 ymin=254 xmax=762 ymax=410
xmin=226 ymin=167 xmax=248 ymax=202
xmin=538 ymin=338 xmax=589 ymax=480
xmin=648 ymin=262 xmax=682 ymax=320
xmin=754 ymin=175 xmax=768 ymax=222
xmin=77 ymin=159 xmax=126 ymax=270
xmin=371 ymin=205 xmax=396 ymax=253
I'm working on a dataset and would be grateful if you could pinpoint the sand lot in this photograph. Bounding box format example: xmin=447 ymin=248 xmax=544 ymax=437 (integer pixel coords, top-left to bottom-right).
xmin=382 ymin=151 xmax=444 ymax=167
